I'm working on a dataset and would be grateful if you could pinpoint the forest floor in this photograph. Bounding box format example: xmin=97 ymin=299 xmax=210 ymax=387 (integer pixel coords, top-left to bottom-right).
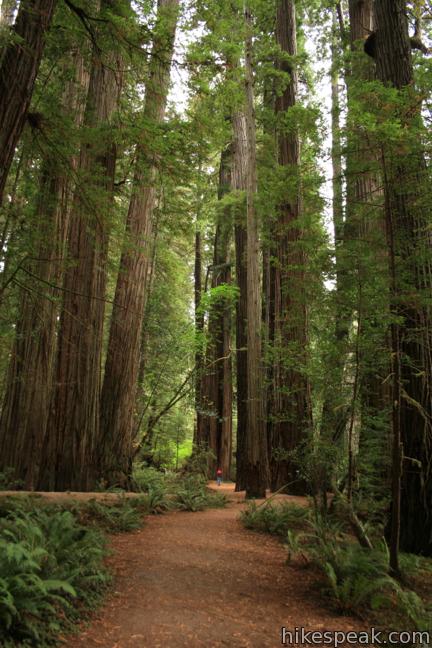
xmin=61 ymin=482 xmax=368 ymax=648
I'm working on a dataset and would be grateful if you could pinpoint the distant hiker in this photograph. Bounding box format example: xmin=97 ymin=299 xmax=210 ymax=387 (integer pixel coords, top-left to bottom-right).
xmin=216 ymin=468 xmax=222 ymax=486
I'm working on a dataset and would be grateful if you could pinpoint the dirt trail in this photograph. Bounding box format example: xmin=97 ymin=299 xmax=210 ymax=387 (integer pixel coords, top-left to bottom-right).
xmin=63 ymin=483 xmax=365 ymax=648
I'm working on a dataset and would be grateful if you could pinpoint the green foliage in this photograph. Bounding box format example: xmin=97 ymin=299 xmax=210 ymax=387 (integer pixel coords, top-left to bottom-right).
xmin=241 ymin=496 xmax=431 ymax=633
xmin=74 ymin=497 xmax=152 ymax=533
xmin=183 ymin=444 xmax=217 ymax=479
xmin=0 ymin=499 xmax=109 ymax=646
xmin=0 ymin=470 xmax=24 ymax=492
xmin=316 ymin=543 xmax=400 ymax=614
xmin=134 ymin=465 xmax=227 ymax=512
xmin=172 ymin=474 xmax=227 ymax=512
xmin=285 ymin=512 xmax=431 ymax=631
xmin=241 ymin=501 xmax=310 ymax=538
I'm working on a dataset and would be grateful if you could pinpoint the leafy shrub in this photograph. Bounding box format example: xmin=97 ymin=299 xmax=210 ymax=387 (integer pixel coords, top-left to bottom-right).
xmin=0 ymin=500 xmax=109 ymax=646
xmin=133 ymin=466 xmax=227 ymax=512
xmin=0 ymin=469 xmax=24 ymax=492
xmin=241 ymin=498 xmax=430 ymax=634
xmin=75 ymin=496 xmax=151 ymax=532
xmin=133 ymin=465 xmax=168 ymax=492
xmin=286 ymin=511 xmax=431 ymax=632
xmin=171 ymin=474 xmax=227 ymax=512
xmin=182 ymin=445 xmax=217 ymax=479
xmin=241 ymin=501 xmax=310 ymax=537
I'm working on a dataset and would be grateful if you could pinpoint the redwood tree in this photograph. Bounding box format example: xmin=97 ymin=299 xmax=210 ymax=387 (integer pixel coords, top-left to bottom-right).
xmin=97 ymin=0 xmax=180 ymax=486
xmin=198 ymin=146 xmax=233 ymax=477
xmin=243 ymin=4 xmax=268 ymax=498
xmin=233 ymin=112 xmax=249 ymax=491
xmin=0 ymin=0 xmax=57 ymax=203
xmin=268 ymin=0 xmax=312 ymax=494
xmin=372 ymin=0 xmax=432 ymax=559
xmin=40 ymin=1 xmax=123 ymax=490
xmin=0 ymin=53 xmax=89 ymax=489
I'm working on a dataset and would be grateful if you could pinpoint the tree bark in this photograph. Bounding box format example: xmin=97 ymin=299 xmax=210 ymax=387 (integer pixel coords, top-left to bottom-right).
xmin=40 ymin=4 xmax=122 ymax=490
xmin=0 ymin=0 xmax=57 ymax=203
xmin=242 ymin=4 xmax=268 ymax=498
xmin=97 ymin=0 xmax=179 ymax=487
xmin=233 ymin=115 xmax=248 ymax=490
xmin=269 ymin=0 xmax=312 ymax=494
xmin=198 ymin=146 xmax=233 ymax=478
xmin=374 ymin=0 xmax=432 ymax=557
xmin=194 ymin=228 xmax=205 ymax=448
xmin=0 ymin=52 xmax=89 ymax=489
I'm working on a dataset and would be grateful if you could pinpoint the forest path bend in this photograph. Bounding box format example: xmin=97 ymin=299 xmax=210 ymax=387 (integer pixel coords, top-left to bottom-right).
xmin=63 ymin=483 xmax=365 ymax=648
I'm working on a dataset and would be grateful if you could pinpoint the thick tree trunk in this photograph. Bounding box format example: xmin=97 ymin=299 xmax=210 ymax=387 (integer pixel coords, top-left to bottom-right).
xmin=0 ymin=52 xmax=89 ymax=489
xmin=0 ymin=0 xmax=57 ymax=203
xmin=40 ymin=6 xmax=122 ymax=491
xmin=0 ymin=169 xmax=67 ymax=488
xmin=242 ymin=5 xmax=267 ymax=498
xmin=232 ymin=111 xmax=249 ymax=492
xmin=374 ymin=0 xmax=432 ymax=557
xmin=321 ymin=1 xmax=377 ymax=447
xmin=198 ymin=146 xmax=233 ymax=478
xmin=194 ymin=229 xmax=205 ymax=448
xmin=347 ymin=1 xmax=390 ymax=505
xmin=97 ymin=0 xmax=179 ymax=487
xmin=134 ymin=223 xmax=158 ymax=437
xmin=269 ymin=0 xmax=311 ymax=494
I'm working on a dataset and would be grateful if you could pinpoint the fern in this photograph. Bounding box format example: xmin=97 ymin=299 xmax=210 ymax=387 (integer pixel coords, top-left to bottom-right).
xmin=0 ymin=503 xmax=109 ymax=645
xmin=241 ymin=501 xmax=310 ymax=538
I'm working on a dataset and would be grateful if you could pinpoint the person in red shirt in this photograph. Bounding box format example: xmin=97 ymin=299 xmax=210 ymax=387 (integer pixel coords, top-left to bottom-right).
xmin=216 ymin=468 xmax=222 ymax=486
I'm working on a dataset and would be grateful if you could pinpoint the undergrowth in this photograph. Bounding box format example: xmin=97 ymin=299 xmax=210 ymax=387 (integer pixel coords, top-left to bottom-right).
xmin=0 ymin=468 xmax=226 ymax=646
xmin=133 ymin=466 xmax=228 ymax=511
xmin=241 ymin=499 xmax=432 ymax=639
xmin=0 ymin=497 xmax=109 ymax=647
xmin=240 ymin=501 xmax=309 ymax=537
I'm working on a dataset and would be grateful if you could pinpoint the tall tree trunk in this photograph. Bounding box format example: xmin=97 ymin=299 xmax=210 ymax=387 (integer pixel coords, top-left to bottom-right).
xmin=347 ymin=0 xmax=391 ymax=505
xmin=0 ymin=0 xmax=57 ymax=203
xmin=194 ymin=228 xmax=205 ymax=448
xmin=0 ymin=52 xmax=89 ymax=489
xmin=40 ymin=4 xmax=122 ymax=490
xmin=373 ymin=0 xmax=432 ymax=558
xmin=198 ymin=146 xmax=233 ymax=478
xmin=133 ymin=226 xmax=158 ymax=455
xmin=242 ymin=4 xmax=267 ymax=498
xmin=98 ymin=0 xmax=179 ymax=487
xmin=269 ymin=0 xmax=311 ymax=494
xmin=321 ymin=1 xmax=377 ymax=445
xmin=233 ymin=114 xmax=248 ymax=489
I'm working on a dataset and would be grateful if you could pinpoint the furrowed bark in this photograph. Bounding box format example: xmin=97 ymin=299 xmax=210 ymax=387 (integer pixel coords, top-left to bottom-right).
xmin=0 ymin=52 xmax=90 ymax=489
xmin=97 ymin=0 xmax=179 ymax=487
xmin=0 ymin=0 xmax=57 ymax=203
xmin=269 ymin=0 xmax=312 ymax=494
xmin=233 ymin=111 xmax=249 ymax=493
xmin=242 ymin=4 xmax=268 ymax=498
xmin=198 ymin=146 xmax=233 ymax=478
xmin=40 ymin=3 xmax=123 ymax=491
xmin=374 ymin=0 xmax=432 ymax=559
